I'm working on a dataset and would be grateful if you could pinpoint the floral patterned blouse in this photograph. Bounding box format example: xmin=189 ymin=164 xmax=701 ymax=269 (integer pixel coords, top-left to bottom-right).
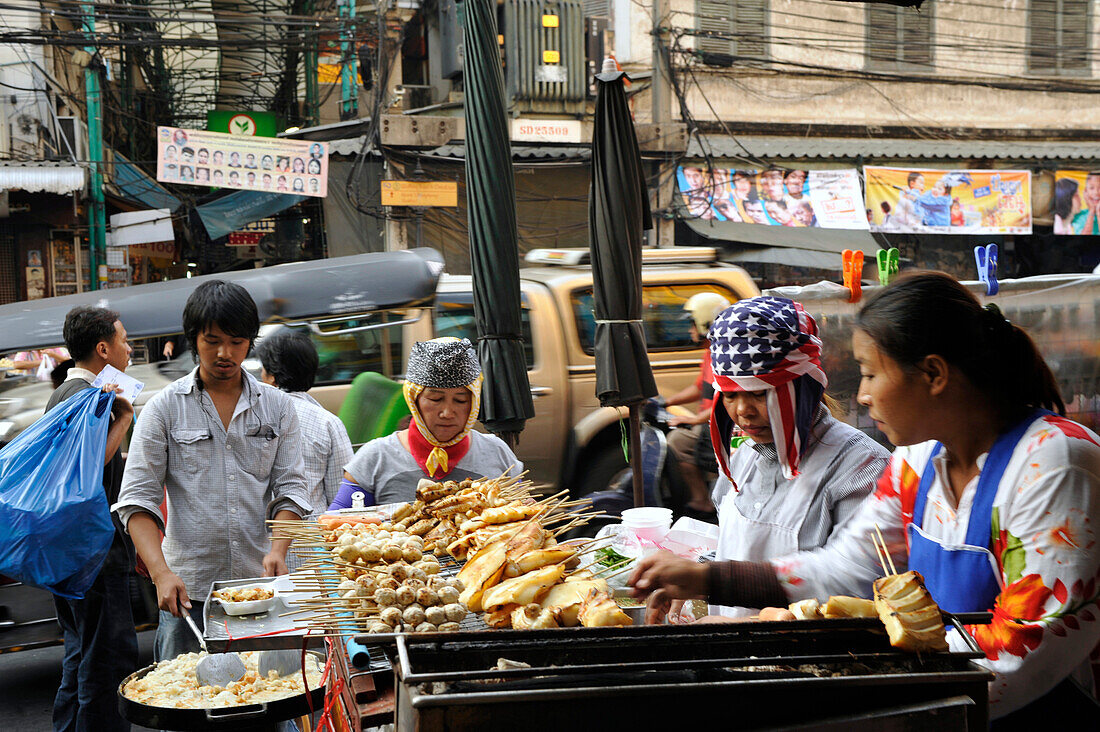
xmin=769 ymin=413 xmax=1100 ymax=718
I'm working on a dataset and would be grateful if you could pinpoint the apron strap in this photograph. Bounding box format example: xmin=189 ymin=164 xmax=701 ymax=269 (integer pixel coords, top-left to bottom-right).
xmin=912 ymin=411 xmax=1050 ymax=547
xmin=911 ymin=443 xmax=942 ymax=533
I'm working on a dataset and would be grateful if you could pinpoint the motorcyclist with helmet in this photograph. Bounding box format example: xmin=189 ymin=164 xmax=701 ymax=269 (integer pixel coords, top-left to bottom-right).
xmin=658 ymin=292 xmax=730 ymax=518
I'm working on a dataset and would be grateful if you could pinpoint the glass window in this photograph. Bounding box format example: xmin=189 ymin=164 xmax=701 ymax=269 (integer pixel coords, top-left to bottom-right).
xmin=279 ymin=311 xmax=408 ymax=384
xmin=571 ymin=282 xmax=739 ymax=354
xmin=434 ymin=296 xmax=535 ymax=369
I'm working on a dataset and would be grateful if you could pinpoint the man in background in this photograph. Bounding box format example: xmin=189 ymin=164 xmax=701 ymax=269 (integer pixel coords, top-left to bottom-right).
xmin=254 ymin=329 xmax=353 ymax=512
xmin=48 ymin=306 xmax=136 ymax=732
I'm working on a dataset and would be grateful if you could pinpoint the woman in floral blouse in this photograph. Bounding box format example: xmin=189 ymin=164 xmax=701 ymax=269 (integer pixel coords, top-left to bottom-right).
xmin=631 ymin=272 xmax=1100 ymax=724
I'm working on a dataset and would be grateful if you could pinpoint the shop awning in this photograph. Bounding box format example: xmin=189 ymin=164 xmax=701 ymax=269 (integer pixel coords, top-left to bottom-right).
xmin=723 ymin=246 xmax=845 ymax=270
xmin=688 ymin=135 xmax=1100 ymax=163
xmin=683 ymin=215 xmax=880 ymax=260
xmin=0 ymin=162 xmax=85 ymax=194
xmin=109 ymin=152 xmax=182 ymax=212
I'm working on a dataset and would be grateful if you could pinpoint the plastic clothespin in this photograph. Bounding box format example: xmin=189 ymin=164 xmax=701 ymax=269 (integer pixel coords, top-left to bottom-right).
xmin=975 ymin=243 xmax=999 ymax=296
xmin=876 ymin=248 xmax=900 ymax=287
xmin=842 ymin=249 xmax=864 ymax=303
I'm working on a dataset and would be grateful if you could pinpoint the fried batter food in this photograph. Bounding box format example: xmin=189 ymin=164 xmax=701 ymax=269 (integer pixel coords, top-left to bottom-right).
xmin=822 ymin=596 xmax=877 ymax=619
xmin=873 ymin=571 xmax=948 ymax=652
xmin=457 ymin=541 xmax=508 ymax=612
xmin=481 ymin=564 xmax=565 ymax=613
xmin=213 ymin=587 xmax=274 ymax=603
xmin=484 ymin=605 xmax=518 ymax=628
xmin=502 ymin=547 xmax=576 ymax=579
xmin=788 ymin=599 xmax=823 ymax=620
xmin=480 ymin=504 xmax=544 ymax=526
xmin=511 ymin=603 xmax=560 ymax=630
xmin=578 ymin=589 xmax=632 ymax=627
xmin=539 ymin=578 xmax=609 ymax=627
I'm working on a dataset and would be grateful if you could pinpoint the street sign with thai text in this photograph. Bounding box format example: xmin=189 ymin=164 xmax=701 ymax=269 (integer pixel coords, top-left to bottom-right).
xmin=380 ymin=181 xmax=459 ymax=207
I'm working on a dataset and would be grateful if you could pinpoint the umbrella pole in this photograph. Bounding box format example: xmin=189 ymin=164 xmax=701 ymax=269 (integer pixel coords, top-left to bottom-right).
xmin=629 ymin=404 xmax=644 ymax=507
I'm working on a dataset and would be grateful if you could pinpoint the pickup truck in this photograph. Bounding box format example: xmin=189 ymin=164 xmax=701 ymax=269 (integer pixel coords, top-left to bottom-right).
xmin=0 ymin=246 xmax=758 ymax=652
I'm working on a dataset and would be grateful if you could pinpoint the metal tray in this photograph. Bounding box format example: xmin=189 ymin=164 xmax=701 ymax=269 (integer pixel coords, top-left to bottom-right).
xmin=203 ymin=575 xmax=328 ymax=652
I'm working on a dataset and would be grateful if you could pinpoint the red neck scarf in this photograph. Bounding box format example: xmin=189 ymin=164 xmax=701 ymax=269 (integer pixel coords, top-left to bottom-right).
xmin=407 ymin=426 xmax=471 ymax=479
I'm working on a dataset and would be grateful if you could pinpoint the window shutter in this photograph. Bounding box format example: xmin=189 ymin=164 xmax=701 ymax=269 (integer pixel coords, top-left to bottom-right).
xmin=900 ymin=9 xmax=932 ymax=68
xmin=695 ymin=1 xmax=768 ymax=57
xmin=1060 ymin=0 xmax=1089 ymax=70
xmin=582 ymin=0 xmax=611 ymax=20
xmin=1029 ymin=0 xmax=1059 ymax=71
xmin=735 ymin=0 xmax=768 ymax=58
xmin=696 ymin=0 xmax=734 ymax=55
xmin=867 ymin=6 xmax=899 ymax=67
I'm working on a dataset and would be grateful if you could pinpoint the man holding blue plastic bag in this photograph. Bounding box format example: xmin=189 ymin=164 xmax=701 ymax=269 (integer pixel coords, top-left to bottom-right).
xmin=114 ymin=280 xmax=311 ymax=663
xmin=45 ymin=306 xmax=137 ymax=732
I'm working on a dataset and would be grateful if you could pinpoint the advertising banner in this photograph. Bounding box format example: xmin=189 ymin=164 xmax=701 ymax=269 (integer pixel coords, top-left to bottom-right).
xmin=676 ymin=166 xmax=868 ymax=230
xmin=156 ymin=126 xmax=328 ymax=198
xmin=865 ymin=166 xmax=1031 ymax=234
xmin=1053 ymin=170 xmax=1100 ymax=235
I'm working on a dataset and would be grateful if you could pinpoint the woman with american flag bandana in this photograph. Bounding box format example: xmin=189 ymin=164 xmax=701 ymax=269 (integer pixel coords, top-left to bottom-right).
xmin=656 ymin=296 xmax=888 ymax=622
xmin=632 ymin=272 xmax=1100 ymax=723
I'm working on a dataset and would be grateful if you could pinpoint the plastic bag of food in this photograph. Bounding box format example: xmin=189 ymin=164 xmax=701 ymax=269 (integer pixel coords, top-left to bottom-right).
xmin=0 ymin=387 xmax=116 ymax=598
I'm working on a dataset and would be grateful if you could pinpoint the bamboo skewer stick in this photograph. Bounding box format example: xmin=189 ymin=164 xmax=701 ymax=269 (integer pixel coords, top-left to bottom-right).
xmin=873 ymin=523 xmax=897 ymax=576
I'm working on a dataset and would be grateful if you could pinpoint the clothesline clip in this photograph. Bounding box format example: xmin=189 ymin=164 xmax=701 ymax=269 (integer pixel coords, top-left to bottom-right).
xmin=876 ymin=248 xmax=899 ymax=287
xmin=975 ymin=243 xmax=999 ymax=296
xmin=842 ymin=249 xmax=864 ymax=303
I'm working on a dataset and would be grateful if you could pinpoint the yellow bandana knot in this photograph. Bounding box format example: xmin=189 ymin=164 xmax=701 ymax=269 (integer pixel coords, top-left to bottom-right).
xmin=425 ymin=446 xmax=449 ymax=477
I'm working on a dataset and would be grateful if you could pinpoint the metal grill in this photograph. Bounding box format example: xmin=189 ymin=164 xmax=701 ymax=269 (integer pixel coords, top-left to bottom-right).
xmin=393 ymin=617 xmax=994 ymax=731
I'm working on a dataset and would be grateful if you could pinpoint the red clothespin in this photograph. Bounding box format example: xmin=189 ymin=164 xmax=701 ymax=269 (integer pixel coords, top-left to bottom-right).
xmin=843 ymin=249 xmax=864 ymax=303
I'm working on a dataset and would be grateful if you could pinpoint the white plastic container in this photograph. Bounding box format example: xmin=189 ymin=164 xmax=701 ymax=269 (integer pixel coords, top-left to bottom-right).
xmin=621 ymin=507 xmax=673 ymax=542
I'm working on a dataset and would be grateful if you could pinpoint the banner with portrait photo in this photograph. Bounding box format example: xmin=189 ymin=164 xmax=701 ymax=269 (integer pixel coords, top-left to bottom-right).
xmin=1053 ymin=170 xmax=1100 ymax=235
xmin=865 ymin=167 xmax=1031 ymax=235
xmin=676 ymin=166 xmax=868 ymax=230
xmin=156 ymin=126 xmax=328 ymax=198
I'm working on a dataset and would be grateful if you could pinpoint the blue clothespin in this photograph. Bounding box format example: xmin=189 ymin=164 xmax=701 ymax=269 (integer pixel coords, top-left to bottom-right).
xmin=975 ymin=243 xmax=999 ymax=296
xmin=842 ymin=249 xmax=864 ymax=303
xmin=876 ymin=248 xmax=899 ymax=287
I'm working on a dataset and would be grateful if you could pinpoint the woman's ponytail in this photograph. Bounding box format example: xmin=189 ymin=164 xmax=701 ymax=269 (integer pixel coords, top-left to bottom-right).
xmin=981 ymin=304 xmax=1065 ymax=416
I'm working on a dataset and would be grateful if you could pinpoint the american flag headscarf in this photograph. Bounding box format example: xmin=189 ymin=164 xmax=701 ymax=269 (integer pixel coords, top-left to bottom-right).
xmin=708 ymin=296 xmax=827 ymax=483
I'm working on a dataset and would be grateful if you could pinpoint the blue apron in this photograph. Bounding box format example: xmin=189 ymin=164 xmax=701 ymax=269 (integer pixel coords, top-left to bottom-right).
xmin=908 ymin=411 xmax=1048 ymax=614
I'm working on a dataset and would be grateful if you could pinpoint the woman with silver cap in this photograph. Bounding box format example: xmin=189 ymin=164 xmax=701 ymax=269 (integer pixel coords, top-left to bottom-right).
xmin=328 ymin=338 xmax=522 ymax=508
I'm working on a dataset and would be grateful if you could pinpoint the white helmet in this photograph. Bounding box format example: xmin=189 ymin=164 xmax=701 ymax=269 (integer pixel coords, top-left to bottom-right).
xmin=684 ymin=292 xmax=732 ymax=332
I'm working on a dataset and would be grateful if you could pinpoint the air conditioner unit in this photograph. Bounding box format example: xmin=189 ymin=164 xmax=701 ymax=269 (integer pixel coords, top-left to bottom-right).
xmin=56 ymin=116 xmax=88 ymax=162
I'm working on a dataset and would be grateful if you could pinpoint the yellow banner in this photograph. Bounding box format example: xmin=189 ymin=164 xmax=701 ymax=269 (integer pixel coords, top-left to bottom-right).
xmin=1054 ymin=170 xmax=1100 ymax=235
xmin=380 ymin=180 xmax=459 ymax=207
xmin=865 ymin=167 xmax=1031 ymax=235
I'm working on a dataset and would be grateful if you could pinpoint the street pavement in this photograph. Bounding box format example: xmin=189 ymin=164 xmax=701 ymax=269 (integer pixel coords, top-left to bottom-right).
xmin=0 ymin=630 xmax=157 ymax=731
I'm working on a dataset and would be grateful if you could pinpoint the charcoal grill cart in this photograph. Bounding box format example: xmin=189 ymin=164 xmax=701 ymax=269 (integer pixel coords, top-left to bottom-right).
xmin=392 ymin=616 xmax=994 ymax=731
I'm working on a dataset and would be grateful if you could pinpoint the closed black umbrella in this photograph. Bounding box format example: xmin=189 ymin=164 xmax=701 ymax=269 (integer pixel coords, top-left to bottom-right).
xmin=462 ymin=0 xmax=534 ymax=444
xmin=589 ymin=60 xmax=658 ymax=506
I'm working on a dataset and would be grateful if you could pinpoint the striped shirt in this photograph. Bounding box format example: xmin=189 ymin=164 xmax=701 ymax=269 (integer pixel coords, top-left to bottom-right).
xmin=113 ymin=368 xmax=311 ymax=599
xmin=713 ymin=409 xmax=890 ymax=553
xmin=285 ymin=391 xmax=354 ymax=511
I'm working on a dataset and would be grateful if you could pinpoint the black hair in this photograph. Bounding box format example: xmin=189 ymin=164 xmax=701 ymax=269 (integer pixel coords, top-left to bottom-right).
xmin=63 ymin=306 xmax=121 ymax=362
xmin=253 ymin=329 xmax=318 ymax=392
xmin=1054 ymin=178 xmax=1079 ymax=220
xmin=857 ymin=271 xmax=1064 ymax=420
xmin=50 ymin=358 xmax=74 ymax=389
xmin=182 ymin=280 xmax=260 ymax=357
xmin=880 ymin=201 xmax=892 ymax=214
xmin=907 ymin=171 xmax=923 ymax=186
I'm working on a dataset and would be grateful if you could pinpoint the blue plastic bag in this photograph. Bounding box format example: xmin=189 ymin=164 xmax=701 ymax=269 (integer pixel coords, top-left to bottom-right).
xmin=0 ymin=387 xmax=116 ymax=599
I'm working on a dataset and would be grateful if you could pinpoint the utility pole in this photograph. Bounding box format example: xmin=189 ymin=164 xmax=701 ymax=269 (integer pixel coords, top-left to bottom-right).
xmin=304 ymin=0 xmax=320 ymax=126
xmin=82 ymin=1 xmax=106 ymax=289
xmin=337 ymin=0 xmax=358 ymax=120
xmin=651 ymin=0 xmax=674 ymax=248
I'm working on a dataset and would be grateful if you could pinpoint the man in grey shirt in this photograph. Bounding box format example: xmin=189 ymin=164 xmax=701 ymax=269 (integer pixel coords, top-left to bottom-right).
xmin=114 ymin=281 xmax=311 ymax=661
